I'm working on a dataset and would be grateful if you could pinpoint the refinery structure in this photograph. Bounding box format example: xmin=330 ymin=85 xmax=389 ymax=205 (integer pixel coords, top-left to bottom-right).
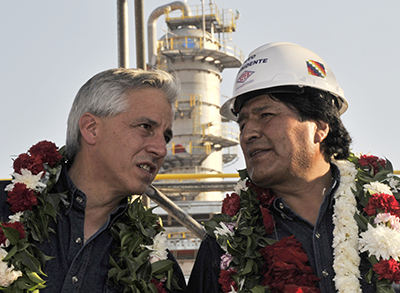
xmin=143 ymin=1 xmax=243 ymax=276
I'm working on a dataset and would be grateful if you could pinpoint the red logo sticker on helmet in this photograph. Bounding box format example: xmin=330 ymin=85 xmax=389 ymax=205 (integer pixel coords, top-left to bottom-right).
xmin=237 ymin=71 xmax=254 ymax=83
xmin=307 ymin=60 xmax=326 ymax=78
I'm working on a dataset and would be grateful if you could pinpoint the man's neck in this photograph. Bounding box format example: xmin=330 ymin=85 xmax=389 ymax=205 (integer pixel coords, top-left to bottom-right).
xmin=68 ymin=157 xmax=123 ymax=242
xmin=271 ymin=165 xmax=333 ymax=225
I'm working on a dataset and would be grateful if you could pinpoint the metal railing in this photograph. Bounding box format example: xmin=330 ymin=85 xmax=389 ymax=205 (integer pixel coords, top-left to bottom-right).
xmin=157 ymin=36 xmax=243 ymax=63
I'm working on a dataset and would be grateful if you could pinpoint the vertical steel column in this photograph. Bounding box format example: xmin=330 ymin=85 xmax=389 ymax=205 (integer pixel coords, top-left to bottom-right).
xmin=134 ymin=0 xmax=146 ymax=70
xmin=117 ymin=0 xmax=129 ymax=68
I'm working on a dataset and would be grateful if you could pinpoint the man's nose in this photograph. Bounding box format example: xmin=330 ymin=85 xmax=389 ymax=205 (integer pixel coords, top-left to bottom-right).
xmin=240 ymin=120 xmax=261 ymax=143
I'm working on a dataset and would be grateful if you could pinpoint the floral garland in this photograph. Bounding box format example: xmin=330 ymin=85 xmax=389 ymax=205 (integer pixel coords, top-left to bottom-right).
xmin=0 ymin=141 xmax=178 ymax=292
xmin=204 ymin=153 xmax=400 ymax=293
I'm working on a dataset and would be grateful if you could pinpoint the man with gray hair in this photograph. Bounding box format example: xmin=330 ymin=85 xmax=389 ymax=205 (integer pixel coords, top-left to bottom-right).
xmin=0 ymin=68 xmax=186 ymax=292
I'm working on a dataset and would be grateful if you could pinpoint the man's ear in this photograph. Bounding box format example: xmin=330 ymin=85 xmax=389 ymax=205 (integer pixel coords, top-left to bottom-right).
xmin=79 ymin=113 xmax=101 ymax=146
xmin=314 ymin=120 xmax=329 ymax=144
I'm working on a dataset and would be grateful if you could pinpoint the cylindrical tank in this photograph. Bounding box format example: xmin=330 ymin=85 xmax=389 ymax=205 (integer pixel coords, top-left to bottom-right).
xmin=150 ymin=2 xmax=242 ymax=201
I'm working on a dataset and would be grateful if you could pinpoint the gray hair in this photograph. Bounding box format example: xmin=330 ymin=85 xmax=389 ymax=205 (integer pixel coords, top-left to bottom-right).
xmin=66 ymin=68 xmax=180 ymax=161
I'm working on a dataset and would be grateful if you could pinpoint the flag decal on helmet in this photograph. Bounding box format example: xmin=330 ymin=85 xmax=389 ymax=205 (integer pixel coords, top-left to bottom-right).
xmin=237 ymin=71 xmax=254 ymax=83
xmin=306 ymin=60 xmax=326 ymax=78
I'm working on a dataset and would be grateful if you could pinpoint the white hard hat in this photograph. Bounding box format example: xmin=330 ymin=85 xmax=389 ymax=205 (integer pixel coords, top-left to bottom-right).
xmin=220 ymin=42 xmax=348 ymax=121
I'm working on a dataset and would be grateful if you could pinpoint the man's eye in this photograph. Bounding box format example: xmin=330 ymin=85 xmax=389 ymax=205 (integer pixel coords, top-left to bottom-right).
xmin=261 ymin=112 xmax=271 ymax=118
xmin=140 ymin=124 xmax=151 ymax=130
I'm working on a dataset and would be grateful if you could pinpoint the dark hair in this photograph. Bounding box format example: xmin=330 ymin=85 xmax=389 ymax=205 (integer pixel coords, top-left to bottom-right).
xmin=268 ymin=87 xmax=352 ymax=161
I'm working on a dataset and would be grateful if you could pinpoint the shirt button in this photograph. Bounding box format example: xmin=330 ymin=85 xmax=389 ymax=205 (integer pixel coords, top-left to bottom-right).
xmin=315 ymin=232 xmax=321 ymax=238
xmin=322 ymin=270 xmax=329 ymax=277
xmin=280 ymin=213 xmax=286 ymax=219
xmin=279 ymin=202 xmax=284 ymax=209
xmin=76 ymin=196 xmax=83 ymax=203
xmin=72 ymin=276 xmax=78 ymax=284
xmin=75 ymin=237 xmax=82 ymax=244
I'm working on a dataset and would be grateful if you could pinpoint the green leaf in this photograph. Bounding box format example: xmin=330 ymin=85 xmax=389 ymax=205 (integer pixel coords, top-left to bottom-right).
xmin=108 ymin=267 xmax=120 ymax=279
xmin=238 ymin=169 xmax=248 ymax=180
xmin=135 ymin=250 xmax=152 ymax=266
xmin=354 ymin=213 xmax=368 ymax=231
xmin=26 ymin=272 xmax=45 ymax=284
xmin=117 ymin=268 xmax=130 ymax=282
xmin=166 ymin=265 xmax=173 ymax=290
xmin=148 ymin=282 xmax=158 ymax=293
xmin=376 ymin=282 xmax=395 ymax=293
xmin=109 ymin=255 xmax=121 ymax=269
xmin=250 ymin=285 xmax=267 ymax=293
xmin=120 ymin=233 xmax=131 ymax=248
xmin=239 ymin=228 xmax=253 ymax=236
xmin=365 ymin=267 xmax=373 ymax=284
xmin=151 ymin=259 xmax=174 ymax=275
xmin=136 ymin=259 xmax=152 ymax=281
xmin=3 ymin=244 xmax=18 ymax=261
xmin=21 ymin=250 xmax=41 ymax=273
xmin=1 ymin=225 xmax=20 ymax=246
xmin=242 ymin=259 xmax=254 ymax=275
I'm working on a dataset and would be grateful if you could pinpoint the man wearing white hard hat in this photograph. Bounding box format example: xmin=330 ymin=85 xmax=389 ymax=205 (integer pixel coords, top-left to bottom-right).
xmin=188 ymin=42 xmax=400 ymax=292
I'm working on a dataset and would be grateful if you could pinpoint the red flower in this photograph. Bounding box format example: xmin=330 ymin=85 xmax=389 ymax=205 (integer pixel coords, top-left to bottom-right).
xmin=7 ymin=183 xmax=38 ymax=213
xmin=250 ymin=183 xmax=277 ymax=234
xmin=0 ymin=222 xmax=26 ymax=245
xmin=364 ymin=193 xmax=400 ymax=218
xmin=284 ymin=284 xmax=321 ymax=293
xmin=150 ymin=279 xmax=167 ymax=293
xmin=219 ymin=269 xmax=238 ymax=293
xmin=13 ymin=153 xmax=44 ymax=175
xmin=260 ymin=236 xmax=320 ymax=293
xmin=29 ymin=140 xmax=62 ymax=167
xmin=254 ymin=186 xmax=276 ymax=207
xmin=222 ymin=193 xmax=241 ymax=217
xmin=373 ymin=258 xmax=400 ymax=283
xmin=358 ymin=155 xmax=386 ymax=175
xmin=260 ymin=206 xmax=275 ymax=234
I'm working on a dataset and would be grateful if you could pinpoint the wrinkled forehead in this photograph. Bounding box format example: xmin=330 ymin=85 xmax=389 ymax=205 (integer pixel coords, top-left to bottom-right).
xmin=237 ymin=94 xmax=275 ymax=124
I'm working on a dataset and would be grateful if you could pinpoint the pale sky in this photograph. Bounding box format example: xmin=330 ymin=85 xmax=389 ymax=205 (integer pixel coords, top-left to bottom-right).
xmin=1 ymin=0 xmax=399 ymax=178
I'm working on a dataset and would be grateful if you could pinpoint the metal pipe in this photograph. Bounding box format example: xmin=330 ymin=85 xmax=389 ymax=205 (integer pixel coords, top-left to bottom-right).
xmin=147 ymin=1 xmax=191 ymax=66
xmin=201 ymin=0 xmax=206 ymax=45
xmin=152 ymin=180 xmax=237 ymax=192
xmin=155 ymin=173 xmax=240 ymax=180
xmin=117 ymin=0 xmax=129 ymax=68
xmin=145 ymin=185 xmax=207 ymax=239
xmin=134 ymin=0 xmax=146 ymax=70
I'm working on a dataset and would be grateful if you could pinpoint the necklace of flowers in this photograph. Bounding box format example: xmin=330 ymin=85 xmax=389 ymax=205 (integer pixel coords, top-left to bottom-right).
xmin=204 ymin=153 xmax=400 ymax=293
xmin=0 ymin=140 xmax=179 ymax=293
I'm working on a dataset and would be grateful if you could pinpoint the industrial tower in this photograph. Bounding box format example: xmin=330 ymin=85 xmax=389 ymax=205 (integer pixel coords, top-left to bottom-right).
xmin=148 ymin=1 xmax=243 ymax=201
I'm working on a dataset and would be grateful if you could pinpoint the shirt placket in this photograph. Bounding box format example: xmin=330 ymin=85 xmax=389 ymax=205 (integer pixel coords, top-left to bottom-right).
xmin=312 ymin=212 xmax=335 ymax=292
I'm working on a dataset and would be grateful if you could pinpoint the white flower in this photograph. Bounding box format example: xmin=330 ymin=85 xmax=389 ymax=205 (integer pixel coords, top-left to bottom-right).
xmin=363 ymin=181 xmax=392 ymax=195
xmin=334 ymin=159 xmax=358 ymax=185
xmin=234 ymin=179 xmax=248 ymax=194
xmin=332 ymin=159 xmax=362 ymax=293
xmin=214 ymin=222 xmax=235 ymax=252
xmin=8 ymin=212 xmax=23 ymax=223
xmin=387 ymin=174 xmax=400 ymax=192
xmin=5 ymin=169 xmax=46 ymax=192
xmin=214 ymin=222 xmax=235 ymax=238
xmin=374 ymin=213 xmax=400 ymax=232
xmin=359 ymin=223 xmax=400 ymax=260
xmin=142 ymin=232 xmax=168 ymax=263
xmin=0 ymin=248 xmax=22 ymax=287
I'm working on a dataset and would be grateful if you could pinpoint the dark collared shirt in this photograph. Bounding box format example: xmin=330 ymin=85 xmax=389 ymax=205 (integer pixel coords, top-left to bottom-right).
xmin=0 ymin=166 xmax=186 ymax=292
xmin=188 ymin=164 xmax=377 ymax=293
